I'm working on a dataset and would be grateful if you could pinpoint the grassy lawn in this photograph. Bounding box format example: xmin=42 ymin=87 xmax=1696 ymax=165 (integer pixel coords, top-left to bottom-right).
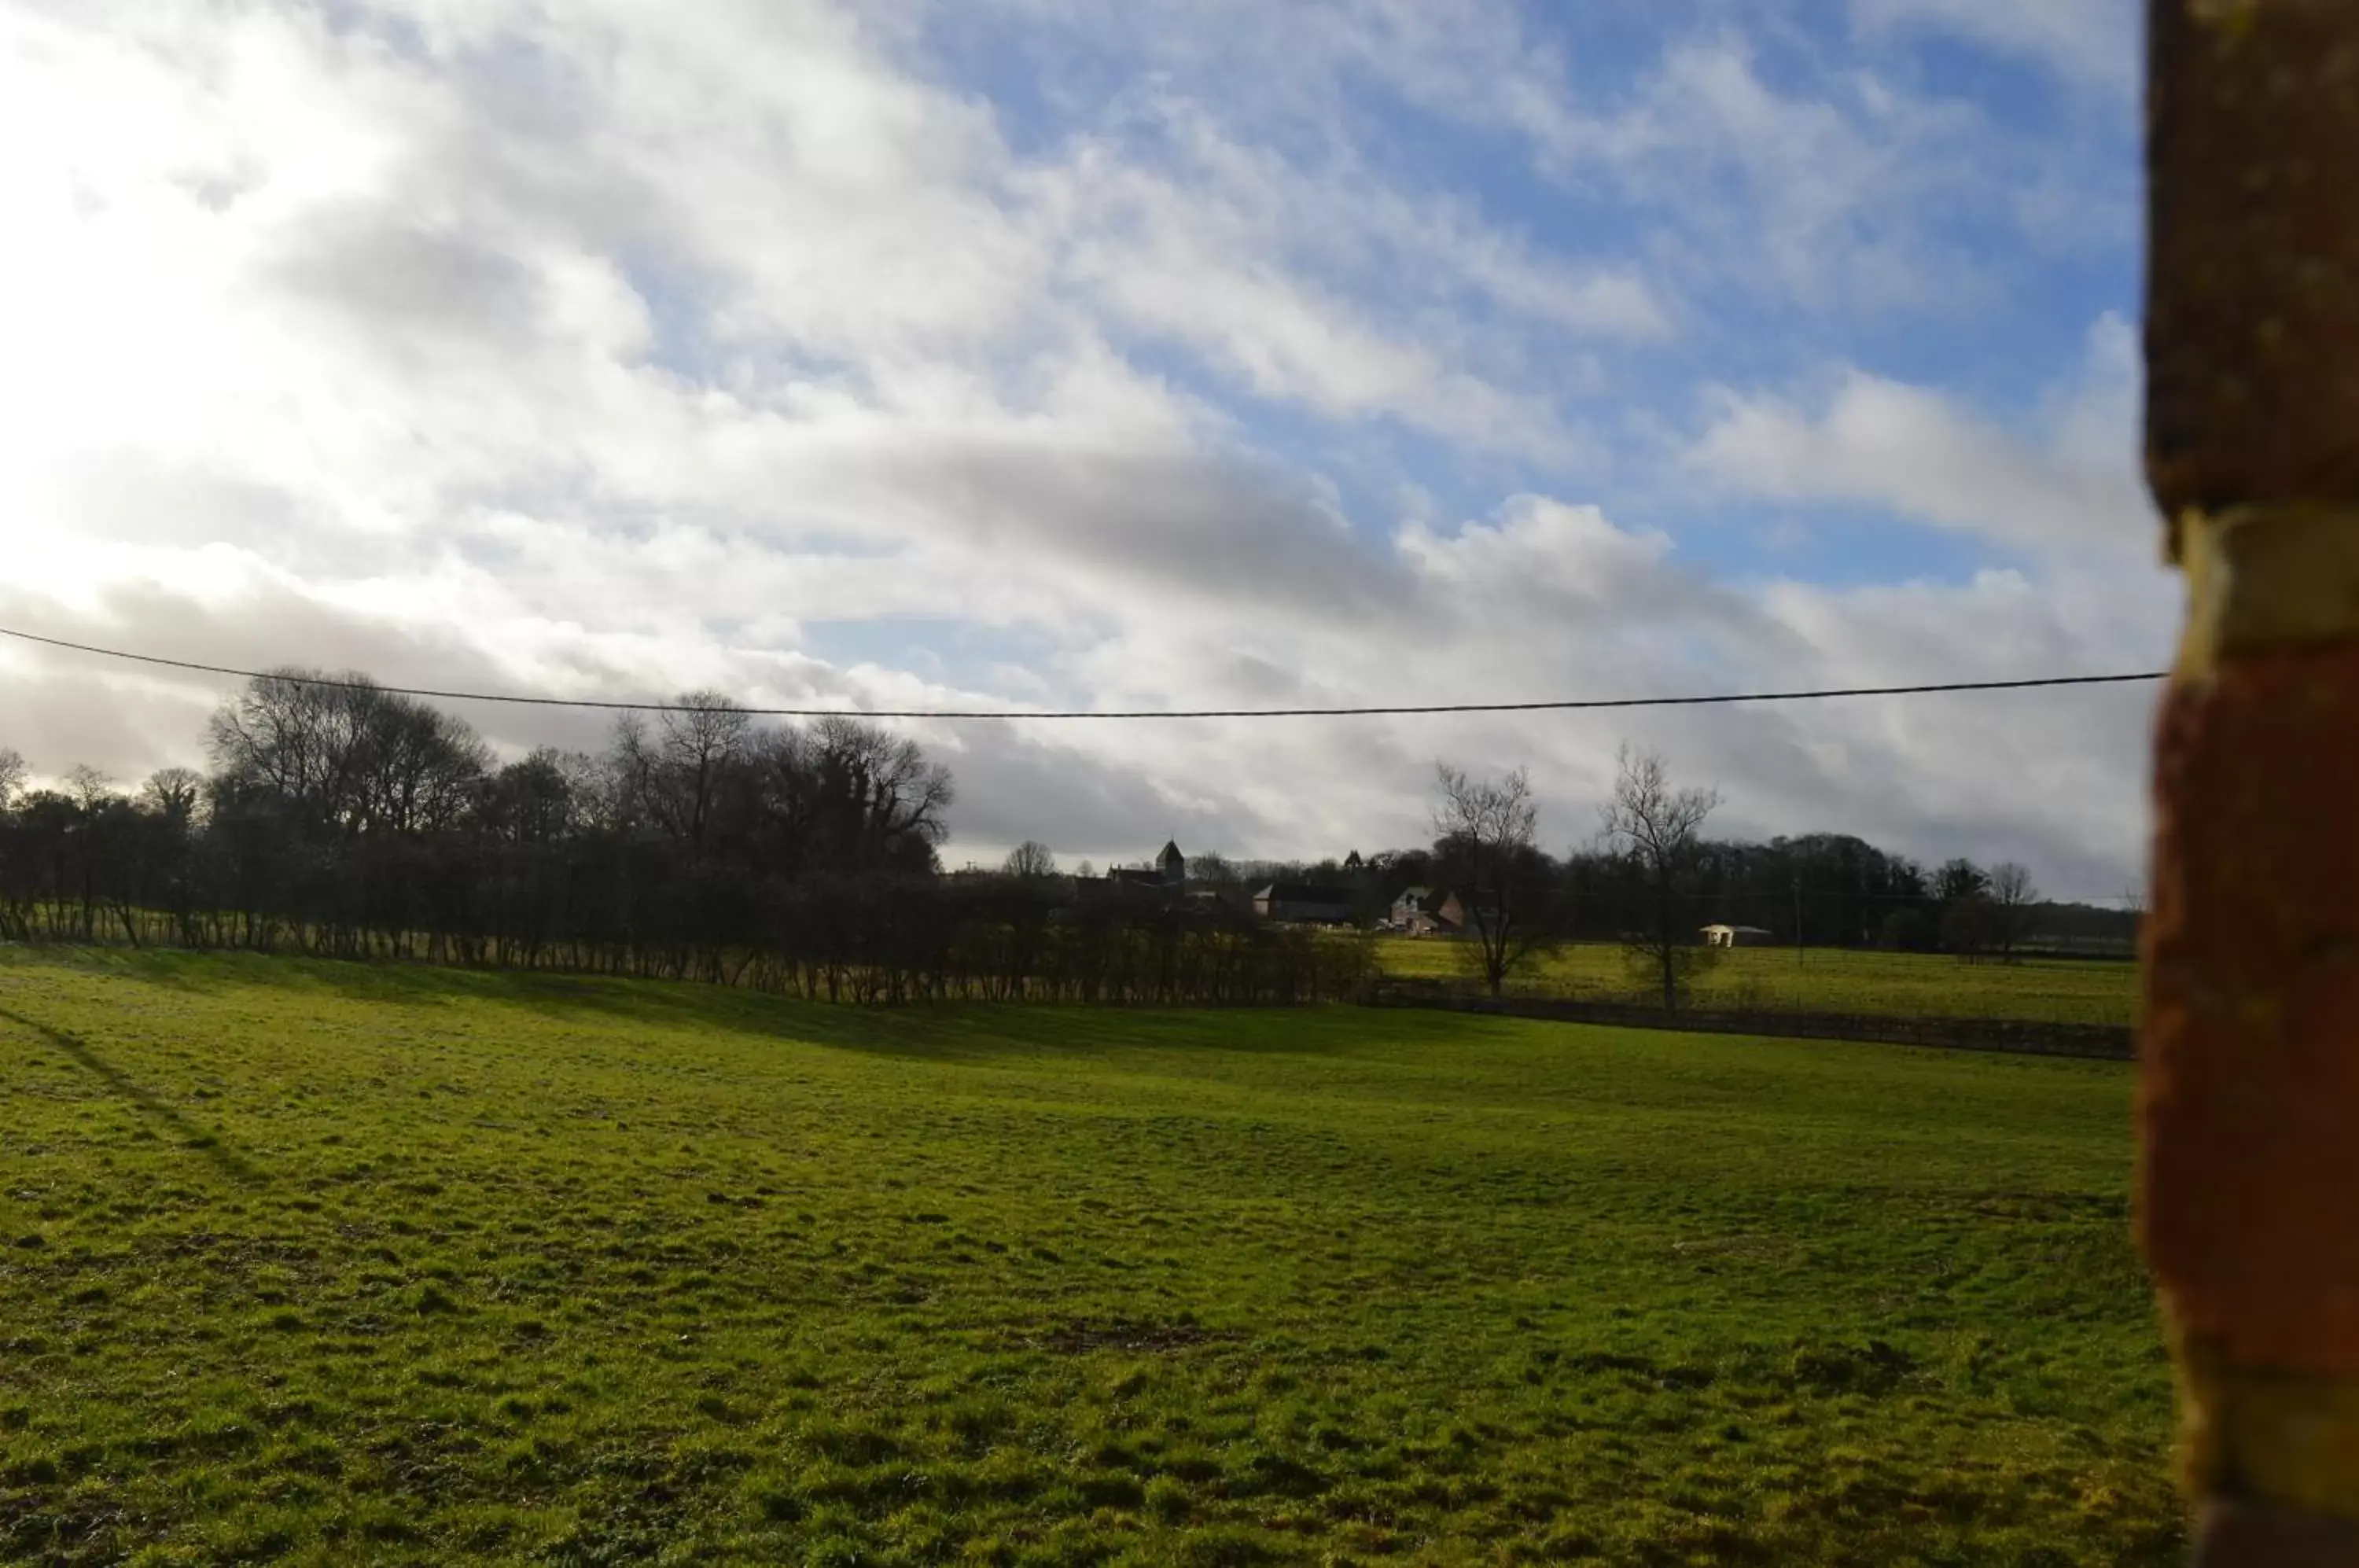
xmin=1375 ymin=939 xmax=2140 ymax=1028
xmin=0 ymin=948 xmax=2173 ymax=1565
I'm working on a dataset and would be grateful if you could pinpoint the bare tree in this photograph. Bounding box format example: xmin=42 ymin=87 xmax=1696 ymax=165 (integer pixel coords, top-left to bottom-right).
xmin=206 ymin=669 xmax=377 ymax=830
xmin=1186 ymin=851 xmax=1239 ymax=890
xmin=556 ymin=749 xmax=617 ymax=833
xmin=1433 ymin=762 xmax=1558 ymax=997
xmin=655 ymin=693 xmax=754 ymax=853
xmin=1934 ymin=858 xmax=1989 ymax=905
xmin=142 ymin=767 xmax=206 ymax=827
xmin=1987 ymin=861 xmax=2041 ymax=960
xmin=204 ymin=669 xmax=488 ymax=837
xmin=357 ymin=701 xmax=490 ymax=834
xmin=1599 ymin=745 xmax=1722 ymax=1012
xmin=807 ymin=716 xmax=955 ymax=872
xmin=1003 ymin=840 xmax=1058 ymax=880
xmin=484 ymin=750 xmax=581 ymax=844
xmin=65 ymin=764 xmax=115 ymax=813
xmin=0 ymin=747 xmax=24 ymax=811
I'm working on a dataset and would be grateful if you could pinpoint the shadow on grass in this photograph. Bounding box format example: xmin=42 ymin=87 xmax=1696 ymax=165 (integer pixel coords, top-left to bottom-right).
xmin=14 ymin=946 xmax=1527 ymax=1066
xmin=0 ymin=1003 xmax=263 ymax=1183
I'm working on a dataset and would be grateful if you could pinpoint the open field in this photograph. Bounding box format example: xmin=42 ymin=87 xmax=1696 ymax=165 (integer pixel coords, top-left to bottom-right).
xmin=0 ymin=948 xmax=2173 ymax=1564
xmin=1375 ymin=939 xmax=2141 ymax=1028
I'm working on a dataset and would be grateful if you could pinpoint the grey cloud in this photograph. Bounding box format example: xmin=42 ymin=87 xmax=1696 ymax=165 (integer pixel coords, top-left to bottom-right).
xmin=845 ymin=437 xmax=1418 ymax=621
xmin=932 ymin=723 xmax=1270 ymax=864
xmin=1393 ymin=500 xmax=1803 ymax=679
xmin=0 ymin=581 xmax=506 ymax=691
xmin=0 ymin=581 xmax=575 ymax=771
xmin=260 ymin=205 xmax=546 ymax=355
xmin=0 ymin=577 xmax=984 ymax=768
xmin=31 ymin=451 xmax=304 ymax=555
xmin=0 ymin=581 xmax=1268 ymax=876
xmin=0 ymin=666 xmax=216 ymax=785
xmin=1636 ymin=685 xmax=2152 ymax=900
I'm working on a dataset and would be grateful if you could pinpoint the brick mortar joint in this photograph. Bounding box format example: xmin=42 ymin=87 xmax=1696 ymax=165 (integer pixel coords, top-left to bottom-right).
xmin=2174 ymin=505 xmax=2359 ymax=675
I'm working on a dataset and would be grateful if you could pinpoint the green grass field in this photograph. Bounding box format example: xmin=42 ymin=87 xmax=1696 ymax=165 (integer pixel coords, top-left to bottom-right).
xmin=1375 ymin=939 xmax=2140 ymax=1028
xmin=0 ymin=948 xmax=2174 ymax=1565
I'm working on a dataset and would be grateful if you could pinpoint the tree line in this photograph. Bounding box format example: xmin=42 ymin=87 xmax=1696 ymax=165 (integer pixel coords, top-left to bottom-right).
xmin=0 ymin=672 xmax=1371 ymax=1005
xmin=0 ymin=675 xmax=2115 ymax=1011
xmin=1076 ymin=749 xmax=2117 ymax=1007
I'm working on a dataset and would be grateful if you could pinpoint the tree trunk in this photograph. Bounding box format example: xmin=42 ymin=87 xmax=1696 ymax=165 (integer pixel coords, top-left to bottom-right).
xmin=1657 ymin=871 xmax=1677 ymax=1014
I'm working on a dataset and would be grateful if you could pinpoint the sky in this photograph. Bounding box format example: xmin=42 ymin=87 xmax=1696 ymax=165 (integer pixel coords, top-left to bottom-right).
xmin=0 ymin=0 xmax=2166 ymax=896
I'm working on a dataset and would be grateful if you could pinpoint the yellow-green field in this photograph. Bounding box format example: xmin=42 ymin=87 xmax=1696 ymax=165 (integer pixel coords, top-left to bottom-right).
xmin=0 ymin=948 xmax=2173 ymax=1564
xmin=1375 ymin=939 xmax=2140 ymax=1027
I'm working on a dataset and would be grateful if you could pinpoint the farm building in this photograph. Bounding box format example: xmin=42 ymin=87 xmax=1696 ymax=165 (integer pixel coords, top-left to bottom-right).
xmin=1106 ymin=840 xmax=1187 ymax=890
xmin=1391 ymin=889 xmax=1504 ymax=937
xmin=1702 ymin=923 xmax=1775 ymax=948
xmin=1391 ymin=887 xmax=1465 ymax=935
xmin=1255 ymin=883 xmax=1356 ymax=925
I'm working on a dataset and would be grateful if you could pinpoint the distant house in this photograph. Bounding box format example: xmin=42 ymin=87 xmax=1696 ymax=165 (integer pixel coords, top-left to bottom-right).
xmin=1106 ymin=840 xmax=1187 ymax=891
xmin=1254 ymin=883 xmax=1356 ymax=925
xmin=1391 ymin=887 xmax=1488 ymax=936
xmin=1392 ymin=886 xmax=1442 ymax=929
xmin=1702 ymin=923 xmax=1774 ymax=948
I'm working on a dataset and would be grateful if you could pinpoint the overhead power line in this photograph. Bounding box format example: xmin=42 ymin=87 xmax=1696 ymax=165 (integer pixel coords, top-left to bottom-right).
xmin=0 ymin=623 xmax=2167 ymax=721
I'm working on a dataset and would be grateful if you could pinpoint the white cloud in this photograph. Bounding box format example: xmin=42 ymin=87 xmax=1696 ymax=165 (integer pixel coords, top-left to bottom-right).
xmin=1543 ymin=36 xmax=2010 ymax=312
xmin=1853 ymin=0 xmax=2139 ymax=94
xmin=1023 ymin=98 xmax=1652 ymax=458
xmin=982 ymin=5 xmax=2074 ymax=313
xmin=1669 ymin=315 xmax=2173 ymax=890
xmin=1691 ymin=315 xmax=2159 ymax=561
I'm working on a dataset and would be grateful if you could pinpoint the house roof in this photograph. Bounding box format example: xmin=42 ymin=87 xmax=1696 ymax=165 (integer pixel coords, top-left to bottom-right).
xmin=1158 ymin=840 xmax=1184 ymax=865
xmin=1256 ymin=883 xmax=1353 ymax=904
xmin=1398 ymin=887 xmax=1481 ymax=908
